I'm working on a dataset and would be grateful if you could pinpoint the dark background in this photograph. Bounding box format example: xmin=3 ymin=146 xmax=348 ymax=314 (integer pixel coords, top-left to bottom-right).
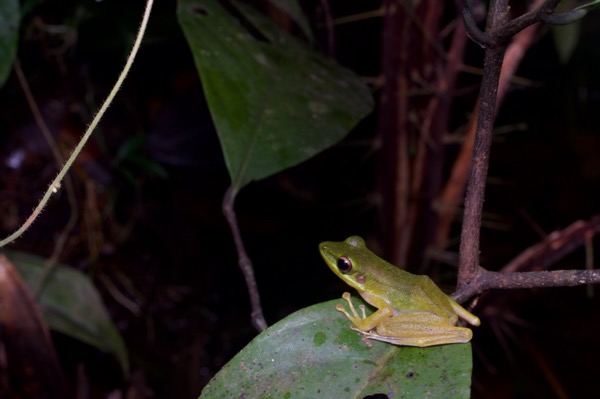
xmin=1 ymin=0 xmax=600 ymax=397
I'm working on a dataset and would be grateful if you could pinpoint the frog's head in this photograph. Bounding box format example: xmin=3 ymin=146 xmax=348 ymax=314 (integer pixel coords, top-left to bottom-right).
xmin=319 ymin=236 xmax=371 ymax=292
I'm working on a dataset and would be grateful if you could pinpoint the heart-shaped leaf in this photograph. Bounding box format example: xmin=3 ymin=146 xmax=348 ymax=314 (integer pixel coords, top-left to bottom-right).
xmin=178 ymin=0 xmax=373 ymax=191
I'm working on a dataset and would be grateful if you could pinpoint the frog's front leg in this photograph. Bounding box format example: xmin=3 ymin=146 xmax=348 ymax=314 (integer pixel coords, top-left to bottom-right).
xmin=364 ymin=312 xmax=473 ymax=347
xmin=335 ymin=292 xmax=393 ymax=332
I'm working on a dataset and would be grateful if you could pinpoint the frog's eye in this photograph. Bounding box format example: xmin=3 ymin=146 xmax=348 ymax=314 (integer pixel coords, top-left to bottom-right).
xmin=337 ymin=256 xmax=352 ymax=274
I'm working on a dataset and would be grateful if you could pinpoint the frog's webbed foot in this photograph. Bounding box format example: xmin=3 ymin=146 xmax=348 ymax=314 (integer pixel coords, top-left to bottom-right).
xmin=335 ymin=292 xmax=366 ymax=323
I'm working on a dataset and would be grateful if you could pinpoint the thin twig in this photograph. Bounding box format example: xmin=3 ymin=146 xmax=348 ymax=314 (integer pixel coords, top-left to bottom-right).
xmin=222 ymin=187 xmax=267 ymax=332
xmin=0 ymin=0 xmax=154 ymax=247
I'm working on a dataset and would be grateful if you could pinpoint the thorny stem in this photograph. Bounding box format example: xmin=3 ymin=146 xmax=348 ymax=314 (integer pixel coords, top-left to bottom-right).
xmin=0 ymin=0 xmax=154 ymax=247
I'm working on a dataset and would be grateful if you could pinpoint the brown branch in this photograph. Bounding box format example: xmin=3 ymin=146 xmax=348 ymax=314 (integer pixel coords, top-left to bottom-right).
xmin=435 ymin=11 xmax=542 ymax=250
xmin=453 ymin=215 xmax=600 ymax=301
xmin=462 ymin=3 xmax=492 ymax=48
xmin=497 ymin=0 xmax=560 ymax=41
xmin=454 ymin=269 xmax=600 ymax=303
xmin=458 ymin=0 xmax=564 ymax=293
xmin=463 ymin=0 xmax=560 ymax=46
xmin=486 ymin=270 xmax=600 ymax=290
xmin=436 ymin=1 xmax=597 ymax=309
xmin=458 ymin=0 xmax=509 ymax=289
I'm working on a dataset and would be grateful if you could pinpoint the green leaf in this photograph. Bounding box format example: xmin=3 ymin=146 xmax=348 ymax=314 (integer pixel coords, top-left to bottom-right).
xmin=0 ymin=0 xmax=19 ymax=87
xmin=178 ymin=0 xmax=373 ymax=191
xmin=3 ymin=250 xmax=129 ymax=374
xmin=199 ymin=298 xmax=473 ymax=398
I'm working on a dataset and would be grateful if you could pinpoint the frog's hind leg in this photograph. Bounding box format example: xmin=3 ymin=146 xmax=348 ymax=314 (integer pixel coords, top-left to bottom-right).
xmin=358 ymin=312 xmax=473 ymax=347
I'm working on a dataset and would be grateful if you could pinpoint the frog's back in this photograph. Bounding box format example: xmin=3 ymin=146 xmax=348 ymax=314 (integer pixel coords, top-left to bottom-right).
xmin=370 ymin=263 xmax=457 ymax=317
